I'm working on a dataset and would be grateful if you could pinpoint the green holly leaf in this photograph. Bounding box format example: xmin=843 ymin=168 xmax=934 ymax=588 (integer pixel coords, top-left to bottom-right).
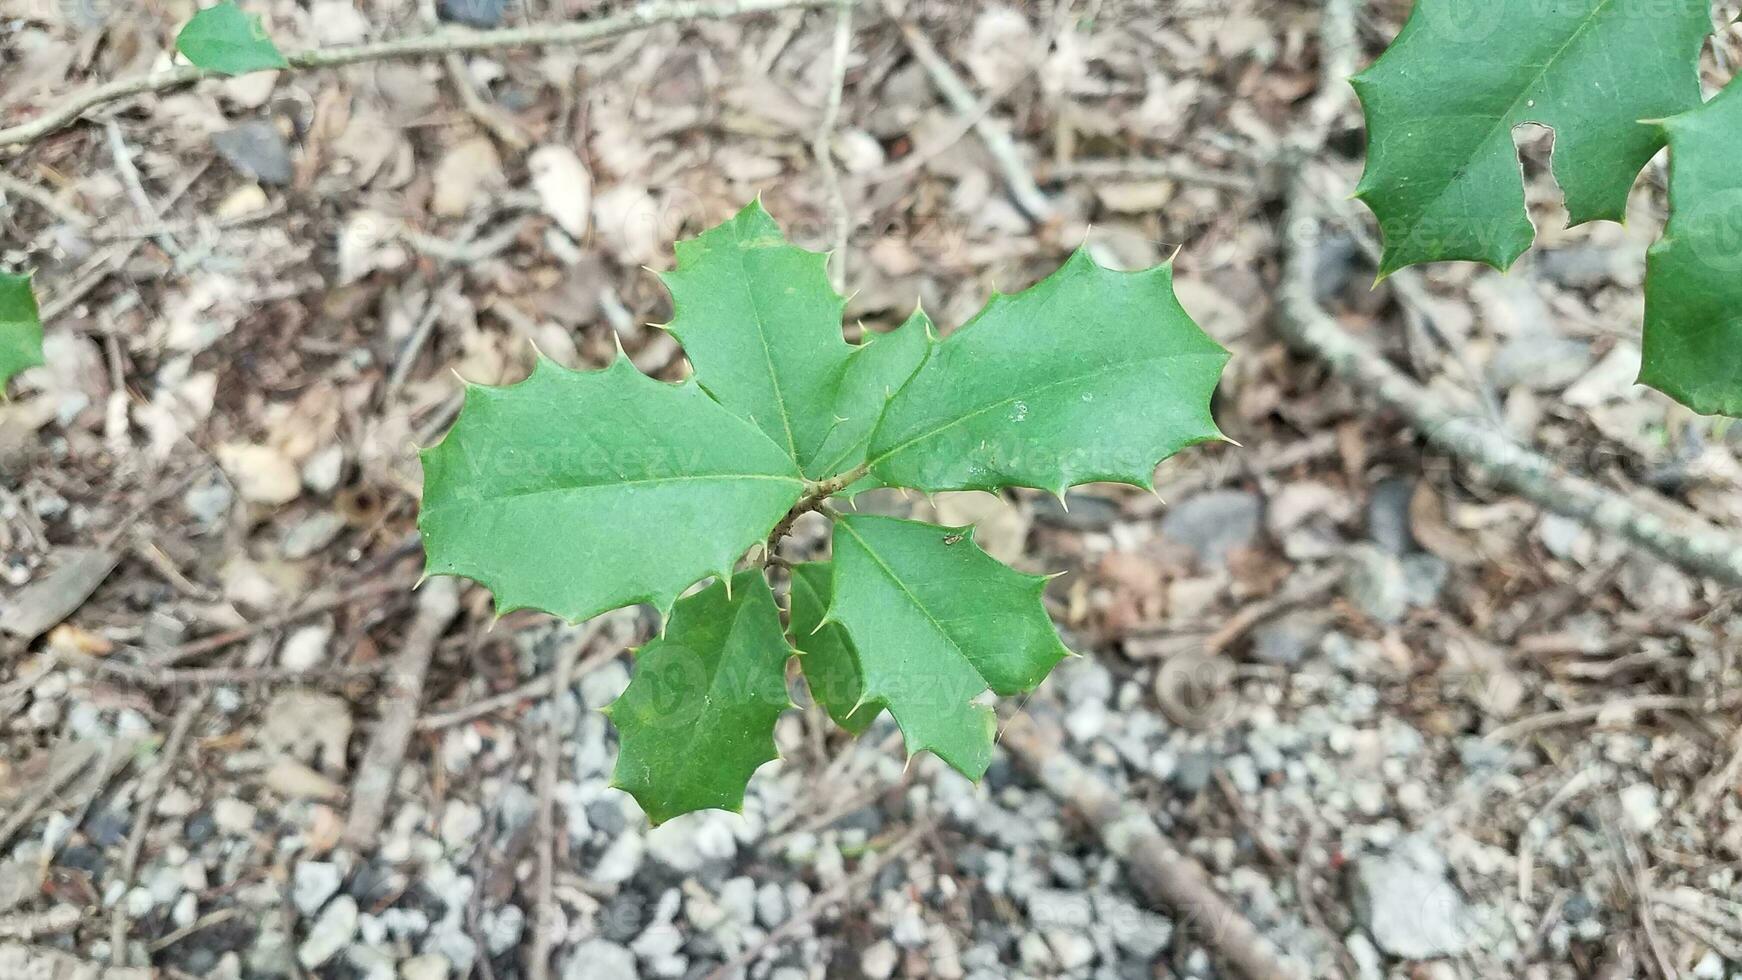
xmin=176 ymin=1 xmax=289 ymax=76
xmin=1352 ymin=0 xmax=1709 ymax=275
xmin=419 ymin=355 xmax=804 ymax=621
xmin=829 ymin=515 xmax=1070 ymax=779
xmin=660 ymin=201 xmax=853 ymax=475
xmin=789 ymin=561 xmax=881 ymax=734
xmin=0 ymin=273 xmax=44 ymax=395
xmin=864 ymin=251 xmax=1227 ymax=495
xmin=608 ymin=572 xmax=793 ymax=824
xmin=807 ymin=308 xmax=935 ymax=488
xmin=1641 ymin=81 xmax=1742 ymax=416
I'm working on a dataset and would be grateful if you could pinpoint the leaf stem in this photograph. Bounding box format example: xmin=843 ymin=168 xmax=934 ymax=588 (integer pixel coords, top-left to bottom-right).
xmin=760 ymin=462 xmax=870 ymax=562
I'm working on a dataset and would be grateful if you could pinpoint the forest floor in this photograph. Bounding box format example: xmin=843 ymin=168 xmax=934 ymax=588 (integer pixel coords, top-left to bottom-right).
xmin=5 ymin=1 xmax=1742 ymax=979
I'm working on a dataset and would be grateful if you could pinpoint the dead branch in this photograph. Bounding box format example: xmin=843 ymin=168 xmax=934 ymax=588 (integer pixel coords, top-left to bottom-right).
xmin=1274 ymin=0 xmax=1742 ymax=590
xmin=343 ymin=579 xmax=461 ymax=848
xmin=1000 ymin=712 xmax=1301 ymax=980
xmin=0 ymin=0 xmax=848 ymax=149
xmin=1277 ymin=179 xmax=1742 ymax=588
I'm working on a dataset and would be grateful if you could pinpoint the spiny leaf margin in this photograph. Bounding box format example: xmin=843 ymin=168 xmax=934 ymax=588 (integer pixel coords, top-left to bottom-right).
xmin=418 ymin=353 xmax=803 ymax=623
xmin=607 ymin=572 xmax=795 ymax=825
xmin=865 ymin=249 xmax=1228 ymax=496
xmin=827 ymin=514 xmax=1070 ymax=780
xmin=1350 ymin=0 xmax=1709 ymax=276
xmin=1640 ymin=78 xmax=1742 ymax=416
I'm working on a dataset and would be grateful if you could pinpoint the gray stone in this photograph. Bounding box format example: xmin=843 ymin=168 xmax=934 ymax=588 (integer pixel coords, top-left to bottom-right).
xmin=1250 ymin=611 xmax=1332 ymax=666
xmin=1401 ymin=552 xmax=1449 ymax=607
xmin=1045 ymin=928 xmax=1096 ymax=970
xmin=440 ymin=800 xmax=484 ymax=851
xmin=754 ymin=881 xmax=788 ymax=928
xmin=1489 ymin=332 xmax=1592 ymax=393
xmin=562 ymin=939 xmax=638 ymax=980
xmin=1344 ymin=546 xmax=1409 ymax=624
xmin=482 ymin=903 xmax=524 ymax=956
xmin=1365 ymin=477 xmax=1416 ymax=555
xmin=400 ymin=953 xmax=451 ymax=980
xmin=1094 ymin=894 xmax=1172 ymax=959
xmin=211 ymin=798 xmax=257 ymax=835
xmin=1353 ymin=841 xmax=1475 ymax=959
xmin=1158 ymin=490 xmax=1263 ymax=568
xmin=716 ymin=876 xmax=756 ymax=928
xmin=1026 ymin=888 xmax=1093 ymax=930
xmin=1619 ymin=783 xmax=1660 ymax=833
xmin=860 ymin=939 xmax=899 ymax=980
xmin=590 ymin=831 xmax=643 ymax=885
xmin=184 ymin=478 xmax=234 ymax=527
xmin=438 ymin=0 xmax=506 ymax=27
xmin=212 ymin=121 xmax=294 ymax=186
xmin=579 ymin=661 xmax=631 ymax=710
xmin=297 ymin=895 xmax=358 ymax=968
xmin=645 ymin=812 xmax=736 ymax=873
xmin=1346 ymin=932 xmax=1383 ymax=980
xmin=281 ymin=512 xmax=345 ymax=559
xmin=0 ymin=861 xmax=33 ymax=913
xmin=292 ymin=862 xmax=343 ymax=916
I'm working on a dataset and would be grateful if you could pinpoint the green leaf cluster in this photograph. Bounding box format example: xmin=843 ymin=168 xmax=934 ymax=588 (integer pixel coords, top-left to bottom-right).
xmin=176 ymin=1 xmax=289 ymax=77
xmin=1354 ymin=0 xmax=1742 ymax=415
xmin=0 ymin=272 xmax=44 ymax=395
xmin=419 ymin=201 xmax=1229 ymax=823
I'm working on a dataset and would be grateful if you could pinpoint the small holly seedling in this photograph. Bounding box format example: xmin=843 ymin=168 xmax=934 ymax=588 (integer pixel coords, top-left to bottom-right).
xmin=419 ymin=202 xmax=1230 ymax=823
xmin=1355 ymin=0 xmax=1742 ymax=415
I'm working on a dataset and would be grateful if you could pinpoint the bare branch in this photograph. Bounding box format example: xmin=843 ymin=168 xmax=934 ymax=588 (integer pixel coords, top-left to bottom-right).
xmin=0 ymin=0 xmax=847 ymax=149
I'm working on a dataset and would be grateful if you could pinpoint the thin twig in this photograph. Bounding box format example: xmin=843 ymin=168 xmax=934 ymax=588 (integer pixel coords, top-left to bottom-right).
xmin=110 ymin=694 xmax=207 ymax=965
xmin=58 ymin=649 xmax=391 ymax=689
xmin=417 ymin=641 xmax=622 ymax=730
xmin=160 ymin=577 xmax=412 ymax=666
xmin=343 ymin=579 xmax=462 ymax=848
xmin=102 ymin=121 xmax=182 ymax=259
xmin=1483 ymin=693 xmax=1742 ymax=744
xmin=0 ymin=0 xmax=848 ymax=149
xmin=447 ymin=53 xmax=533 ymax=149
xmin=813 ymin=0 xmax=854 ymax=292
xmin=0 ymin=169 xmax=95 ymax=228
xmin=860 ymin=72 xmax=1027 ymax=187
xmin=384 ymin=284 xmax=455 ymax=408
xmin=401 ymin=214 xmax=531 ymax=265
xmin=883 ymin=0 xmax=1052 ymax=223
xmin=1038 ymin=157 xmax=1262 ymax=195
xmin=528 ymin=622 xmax=599 ymax=980
xmin=0 ymin=742 xmax=102 ymax=855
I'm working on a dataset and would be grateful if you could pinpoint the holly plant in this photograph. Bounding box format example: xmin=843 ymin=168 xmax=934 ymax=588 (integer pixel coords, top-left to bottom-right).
xmin=1354 ymin=0 xmax=1742 ymax=416
xmin=418 ymin=202 xmax=1229 ymax=823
